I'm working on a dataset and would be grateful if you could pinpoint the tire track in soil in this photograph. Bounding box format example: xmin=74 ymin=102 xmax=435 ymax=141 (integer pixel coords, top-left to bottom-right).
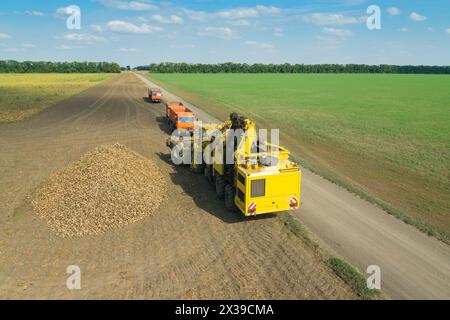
xmin=0 ymin=73 xmax=356 ymax=299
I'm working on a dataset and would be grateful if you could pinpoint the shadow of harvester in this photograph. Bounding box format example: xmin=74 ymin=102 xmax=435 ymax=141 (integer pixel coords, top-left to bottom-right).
xmin=155 ymin=152 xmax=277 ymax=224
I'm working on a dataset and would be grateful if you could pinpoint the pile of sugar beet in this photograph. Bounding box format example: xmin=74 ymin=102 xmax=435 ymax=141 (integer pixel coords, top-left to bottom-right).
xmin=32 ymin=143 xmax=167 ymax=238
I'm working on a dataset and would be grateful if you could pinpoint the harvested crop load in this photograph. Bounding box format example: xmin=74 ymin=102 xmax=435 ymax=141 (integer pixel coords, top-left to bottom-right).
xmin=32 ymin=143 xmax=167 ymax=238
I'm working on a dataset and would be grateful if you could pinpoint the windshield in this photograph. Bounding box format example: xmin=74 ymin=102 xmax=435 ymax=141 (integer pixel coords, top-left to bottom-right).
xmin=152 ymin=93 xmax=162 ymax=96
xmin=179 ymin=117 xmax=194 ymax=123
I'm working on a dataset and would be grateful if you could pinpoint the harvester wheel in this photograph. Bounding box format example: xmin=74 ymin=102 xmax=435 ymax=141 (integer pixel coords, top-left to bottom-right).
xmin=224 ymin=184 xmax=238 ymax=212
xmin=215 ymin=174 xmax=226 ymax=199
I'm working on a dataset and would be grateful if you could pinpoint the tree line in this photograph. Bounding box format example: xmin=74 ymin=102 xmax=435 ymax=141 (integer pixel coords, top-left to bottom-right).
xmin=140 ymin=62 xmax=450 ymax=74
xmin=0 ymin=60 xmax=121 ymax=73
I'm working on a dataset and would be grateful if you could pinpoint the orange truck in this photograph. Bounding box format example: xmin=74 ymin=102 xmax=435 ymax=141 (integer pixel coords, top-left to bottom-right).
xmin=165 ymin=101 xmax=196 ymax=131
xmin=148 ymin=88 xmax=163 ymax=103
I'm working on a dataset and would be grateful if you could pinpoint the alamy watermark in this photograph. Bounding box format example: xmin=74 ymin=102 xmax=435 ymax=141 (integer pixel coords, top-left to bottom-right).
xmin=367 ymin=5 xmax=382 ymax=30
xmin=59 ymin=5 xmax=81 ymax=30
xmin=169 ymin=120 xmax=280 ymax=166
xmin=66 ymin=265 xmax=81 ymax=290
xmin=367 ymin=265 xmax=381 ymax=290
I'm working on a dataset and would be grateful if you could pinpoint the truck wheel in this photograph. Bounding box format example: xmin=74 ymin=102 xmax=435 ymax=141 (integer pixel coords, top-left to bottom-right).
xmin=215 ymin=174 xmax=226 ymax=199
xmin=225 ymin=184 xmax=239 ymax=212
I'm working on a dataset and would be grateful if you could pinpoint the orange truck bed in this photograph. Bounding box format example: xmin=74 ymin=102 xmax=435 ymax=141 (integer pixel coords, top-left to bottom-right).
xmin=148 ymin=88 xmax=163 ymax=103
xmin=165 ymin=102 xmax=196 ymax=131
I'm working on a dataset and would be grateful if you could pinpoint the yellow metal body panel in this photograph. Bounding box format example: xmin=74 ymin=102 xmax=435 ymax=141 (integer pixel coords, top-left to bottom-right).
xmin=213 ymin=163 xmax=224 ymax=175
xmin=236 ymin=167 xmax=301 ymax=216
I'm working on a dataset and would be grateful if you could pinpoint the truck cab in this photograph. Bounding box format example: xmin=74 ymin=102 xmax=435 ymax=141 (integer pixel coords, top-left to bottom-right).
xmin=148 ymin=88 xmax=163 ymax=103
xmin=175 ymin=112 xmax=196 ymax=130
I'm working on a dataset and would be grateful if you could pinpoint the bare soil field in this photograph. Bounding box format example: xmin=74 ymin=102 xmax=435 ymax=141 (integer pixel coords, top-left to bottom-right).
xmin=0 ymin=73 xmax=355 ymax=299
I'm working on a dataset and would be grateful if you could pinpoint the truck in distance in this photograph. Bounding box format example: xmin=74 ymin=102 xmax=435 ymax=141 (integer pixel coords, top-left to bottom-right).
xmin=148 ymin=88 xmax=163 ymax=103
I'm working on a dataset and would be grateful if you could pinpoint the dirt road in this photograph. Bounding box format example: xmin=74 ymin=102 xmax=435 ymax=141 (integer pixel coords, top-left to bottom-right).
xmin=0 ymin=73 xmax=355 ymax=299
xmin=138 ymin=74 xmax=450 ymax=300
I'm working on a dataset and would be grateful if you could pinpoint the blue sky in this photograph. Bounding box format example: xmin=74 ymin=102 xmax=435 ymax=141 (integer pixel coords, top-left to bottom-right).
xmin=0 ymin=0 xmax=449 ymax=66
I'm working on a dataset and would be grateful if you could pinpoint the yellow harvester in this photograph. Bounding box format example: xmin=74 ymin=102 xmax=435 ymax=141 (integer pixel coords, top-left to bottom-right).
xmin=184 ymin=113 xmax=301 ymax=216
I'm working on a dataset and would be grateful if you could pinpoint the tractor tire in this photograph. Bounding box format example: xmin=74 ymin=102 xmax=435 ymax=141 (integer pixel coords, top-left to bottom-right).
xmin=215 ymin=174 xmax=226 ymax=199
xmin=225 ymin=184 xmax=239 ymax=212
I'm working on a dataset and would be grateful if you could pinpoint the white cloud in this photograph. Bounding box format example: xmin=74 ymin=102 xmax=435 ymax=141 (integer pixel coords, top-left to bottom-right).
xmin=56 ymin=6 xmax=75 ymax=15
xmin=119 ymin=48 xmax=139 ymax=52
xmin=57 ymin=45 xmax=73 ymax=50
xmin=63 ymin=33 xmax=107 ymax=42
xmin=183 ymin=5 xmax=280 ymax=22
xmin=273 ymin=27 xmax=283 ymax=36
xmin=244 ymin=40 xmax=273 ymax=49
xmin=410 ymin=12 xmax=427 ymax=22
xmin=183 ymin=9 xmax=209 ymax=22
xmin=151 ymin=14 xmax=184 ymax=25
xmin=228 ymin=19 xmax=251 ymax=27
xmin=302 ymin=13 xmax=365 ymax=25
xmin=106 ymin=20 xmax=163 ymax=33
xmin=90 ymin=24 xmax=103 ymax=33
xmin=217 ymin=5 xmax=281 ymax=19
xmin=446 ymin=28 xmax=450 ymax=35
xmin=197 ymin=27 xmax=235 ymax=39
xmin=387 ymin=7 xmax=401 ymax=16
xmin=99 ymin=0 xmax=159 ymax=11
xmin=399 ymin=27 xmax=409 ymax=32
xmin=0 ymin=33 xmax=11 ymax=39
xmin=323 ymin=27 xmax=354 ymax=38
xmin=22 ymin=43 xmax=35 ymax=47
xmin=25 ymin=10 xmax=44 ymax=16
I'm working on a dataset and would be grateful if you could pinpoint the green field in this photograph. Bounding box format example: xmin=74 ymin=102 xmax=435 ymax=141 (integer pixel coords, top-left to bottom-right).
xmin=0 ymin=73 xmax=116 ymax=123
xmin=149 ymin=73 xmax=450 ymax=241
